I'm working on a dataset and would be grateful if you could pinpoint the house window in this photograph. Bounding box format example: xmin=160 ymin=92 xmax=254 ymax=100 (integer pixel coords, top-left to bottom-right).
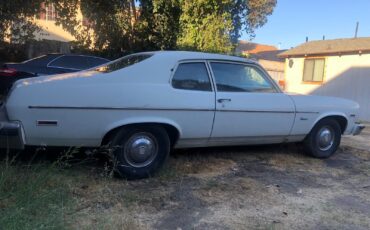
xmin=303 ymin=58 xmax=325 ymax=82
xmin=45 ymin=3 xmax=57 ymax=21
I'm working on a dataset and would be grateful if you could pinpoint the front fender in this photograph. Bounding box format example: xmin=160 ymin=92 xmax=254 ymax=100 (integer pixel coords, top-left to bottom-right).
xmin=312 ymin=112 xmax=350 ymax=133
xmin=290 ymin=111 xmax=350 ymax=137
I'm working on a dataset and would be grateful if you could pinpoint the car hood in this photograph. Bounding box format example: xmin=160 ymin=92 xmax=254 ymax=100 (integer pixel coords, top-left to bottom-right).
xmin=288 ymin=94 xmax=360 ymax=115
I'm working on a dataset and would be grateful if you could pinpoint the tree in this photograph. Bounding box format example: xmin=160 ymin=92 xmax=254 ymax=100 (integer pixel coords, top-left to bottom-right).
xmin=1 ymin=0 xmax=276 ymax=57
xmin=136 ymin=0 xmax=181 ymax=50
xmin=177 ymin=0 xmax=277 ymax=53
xmin=232 ymin=0 xmax=277 ymax=42
xmin=72 ymin=0 xmax=181 ymax=57
xmin=177 ymin=0 xmax=235 ymax=53
xmin=0 ymin=1 xmax=43 ymax=43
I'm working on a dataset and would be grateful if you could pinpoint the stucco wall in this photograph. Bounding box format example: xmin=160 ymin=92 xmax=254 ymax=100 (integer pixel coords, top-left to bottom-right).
xmin=285 ymin=53 xmax=370 ymax=121
xmin=33 ymin=5 xmax=87 ymax=43
xmin=34 ymin=19 xmax=76 ymax=42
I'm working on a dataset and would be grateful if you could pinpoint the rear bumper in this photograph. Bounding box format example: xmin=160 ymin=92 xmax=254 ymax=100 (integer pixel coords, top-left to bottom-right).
xmin=351 ymin=123 xmax=365 ymax=136
xmin=0 ymin=105 xmax=24 ymax=150
xmin=0 ymin=78 xmax=15 ymax=95
xmin=0 ymin=121 xmax=24 ymax=150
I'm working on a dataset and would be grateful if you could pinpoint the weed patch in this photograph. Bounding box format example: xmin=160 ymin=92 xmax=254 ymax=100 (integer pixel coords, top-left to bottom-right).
xmin=0 ymin=157 xmax=74 ymax=229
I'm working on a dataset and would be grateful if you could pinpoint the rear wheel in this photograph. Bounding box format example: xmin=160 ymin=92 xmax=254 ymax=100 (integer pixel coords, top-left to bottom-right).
xmin=303 ymin=118 xmax=342 ymax=158
xmin=110 ymin=125 xmax=170 ymax=179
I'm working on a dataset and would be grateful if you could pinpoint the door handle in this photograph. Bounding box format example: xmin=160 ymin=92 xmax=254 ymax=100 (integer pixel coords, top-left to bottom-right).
xmin=217 ymin=98 xmax=231 ymax=103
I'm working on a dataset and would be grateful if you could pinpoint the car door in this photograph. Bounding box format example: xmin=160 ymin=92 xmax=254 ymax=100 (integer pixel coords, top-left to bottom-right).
xmin=169 ymin=61 xmax=216 ymax=148
xmin=208 ymin=61 xmax=295 ymax=145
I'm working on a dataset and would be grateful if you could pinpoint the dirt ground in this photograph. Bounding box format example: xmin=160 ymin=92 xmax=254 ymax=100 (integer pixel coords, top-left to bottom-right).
xmin=55 ymin=125 xmax=370 ymax=230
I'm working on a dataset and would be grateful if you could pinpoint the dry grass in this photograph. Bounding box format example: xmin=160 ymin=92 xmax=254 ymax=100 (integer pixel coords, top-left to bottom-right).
xmin=0 ymin=157 xmax=74 ymax=229
xmin=1 ymin=138 xmax=370 ymax=229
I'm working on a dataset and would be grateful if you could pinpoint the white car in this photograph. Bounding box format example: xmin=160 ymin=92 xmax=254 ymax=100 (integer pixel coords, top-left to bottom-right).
xmin=0 ymin=51 xmax=365 ymax=179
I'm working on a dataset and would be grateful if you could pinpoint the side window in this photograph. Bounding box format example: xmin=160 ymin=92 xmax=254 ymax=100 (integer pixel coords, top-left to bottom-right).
xmin=49 ymin=56 xmax=85 ymax=70
xmin=172 ymin=63 xmax=212 ymax=91
xmin=210 ymin=62 xmax=276 ymax=93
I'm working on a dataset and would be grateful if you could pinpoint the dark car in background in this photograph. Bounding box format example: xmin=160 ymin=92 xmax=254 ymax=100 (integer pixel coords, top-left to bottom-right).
xmin=0 ymin=54 xmax=110 ymax=95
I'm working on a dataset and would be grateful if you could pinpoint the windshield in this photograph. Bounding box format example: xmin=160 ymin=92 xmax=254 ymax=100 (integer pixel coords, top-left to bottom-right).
xmin=95 ymin=54 xmax=153 ymax=73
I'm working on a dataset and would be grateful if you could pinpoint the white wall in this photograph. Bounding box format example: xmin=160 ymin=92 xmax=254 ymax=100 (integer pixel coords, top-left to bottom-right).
xmin=34 ymin=19 xmax=75 ymax=42
xmin=285 ymin=53 xmax=370 ymax=121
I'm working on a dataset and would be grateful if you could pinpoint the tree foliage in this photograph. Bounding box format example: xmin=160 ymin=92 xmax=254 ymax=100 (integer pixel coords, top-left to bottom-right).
xmin=177 ymin=0 xmax=235 ymax=53
xmin=136 ymin=0 xmax=181 ymax=51
xmin=0 ymin=0 xmax=43 ymax=43
xmin=0 ymin=0 xmax=276 ymax=56
xmin=177 ymin=0 xmax=276 ymax=53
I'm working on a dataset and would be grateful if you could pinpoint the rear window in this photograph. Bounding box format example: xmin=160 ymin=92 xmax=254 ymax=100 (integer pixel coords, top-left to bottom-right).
xmin=23 ymin=54 xmax=61 ymax=65
xmin=95 ymin=54 xmax=153 ymax=73
xmin=48 ymin=56 xmax=109 ymax=70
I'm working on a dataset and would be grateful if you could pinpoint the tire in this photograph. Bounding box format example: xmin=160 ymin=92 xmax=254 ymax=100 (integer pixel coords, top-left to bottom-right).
xmin=303 ymin=118 xmax=342 ymax=158
xmin=110 ymin=125 xmax=170 ymax=179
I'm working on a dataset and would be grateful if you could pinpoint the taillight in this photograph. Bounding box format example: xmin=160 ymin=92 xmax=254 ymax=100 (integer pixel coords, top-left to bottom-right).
xmin=0 ymin=68 xmax=17 ymax=77
xmin=278 ymin=80 xmax=285 ymax=90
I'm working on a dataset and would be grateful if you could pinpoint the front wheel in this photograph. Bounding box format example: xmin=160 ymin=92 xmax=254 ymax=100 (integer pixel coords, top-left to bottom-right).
xmin=303 ymin=118 xmax=342 ymax=158
xmin=110 ymin=125 xmax=170 ymax=179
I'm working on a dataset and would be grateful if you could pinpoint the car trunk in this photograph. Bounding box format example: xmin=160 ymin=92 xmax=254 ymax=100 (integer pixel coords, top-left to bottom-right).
xmin=0 ymin=63 xmax=38 ymax=96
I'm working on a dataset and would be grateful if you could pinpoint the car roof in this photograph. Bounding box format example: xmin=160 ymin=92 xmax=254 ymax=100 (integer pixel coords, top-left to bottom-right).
xmin=23 ymin=54 xmax=110 ymax=66
xmin=136 ymin=50 xmax=257 ymax=64
xmin=22 ymin=54 xmax=63 ymax=65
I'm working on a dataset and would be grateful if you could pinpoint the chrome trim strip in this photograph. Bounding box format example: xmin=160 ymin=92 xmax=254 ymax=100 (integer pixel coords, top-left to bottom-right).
xmin=296 ymin=111 xmax=320 ymax=114
xmin=217 ymin=109 xmax=294 ymax=113
xmin=28 ymin=106 xmax=300 ymax=113
xmin=28 ymin=105 xmax=319 ymax=114
xmin=29 ymin=106 xmax=214 ymax=112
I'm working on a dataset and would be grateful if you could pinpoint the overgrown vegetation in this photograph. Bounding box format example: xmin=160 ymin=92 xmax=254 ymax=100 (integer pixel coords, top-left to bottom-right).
xmin=0 ymin=156 xmax=74 ymax=229
xmin=0 ymin=0 xmax=277 ymax=59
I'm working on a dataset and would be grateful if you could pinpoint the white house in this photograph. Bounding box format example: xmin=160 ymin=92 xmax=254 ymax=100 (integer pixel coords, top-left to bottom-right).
xmin=279 ymin=37 xmax=370 ymax=122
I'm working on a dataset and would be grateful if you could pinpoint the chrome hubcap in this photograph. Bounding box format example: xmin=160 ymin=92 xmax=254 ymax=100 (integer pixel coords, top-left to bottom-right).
xmin=124 ymin=132 xmax=158 ymax=167
xmin=317 ymin=126 xmax=334 ymax=151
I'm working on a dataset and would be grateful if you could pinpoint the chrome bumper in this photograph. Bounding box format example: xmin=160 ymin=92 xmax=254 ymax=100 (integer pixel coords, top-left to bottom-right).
xmin=352 ymin=123 xmax=365 ymax=136
xmin=0 ymin=105 xmax=24 ymax=150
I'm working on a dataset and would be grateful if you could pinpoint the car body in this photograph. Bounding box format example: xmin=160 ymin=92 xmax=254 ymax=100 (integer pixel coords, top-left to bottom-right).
xmin=0 ymin=54 xmax=110 ymax=94
xmin=0 ymin=51 xmax=365 ymax=179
